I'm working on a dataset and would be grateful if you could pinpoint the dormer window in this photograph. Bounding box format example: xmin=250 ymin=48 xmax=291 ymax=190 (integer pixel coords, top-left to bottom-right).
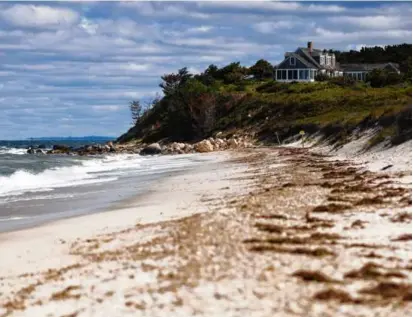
xmin=290 ymin=57 xmax=296 ymax=66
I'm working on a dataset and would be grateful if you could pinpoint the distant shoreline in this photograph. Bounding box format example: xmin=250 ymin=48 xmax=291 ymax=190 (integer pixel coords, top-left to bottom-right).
xmin=26 ymin=136 xmax=116 ymax=141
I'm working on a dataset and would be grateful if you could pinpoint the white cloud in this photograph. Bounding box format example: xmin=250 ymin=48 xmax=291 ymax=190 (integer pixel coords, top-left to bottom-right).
xmin=79 ymin=18 xmax=156 ymax=39
xmin=187 ymin=26 xmax=213 ymax=33
xmin=198 ymin=55 xmax=225 ymax=62
xmin=331 ymin=15 xmax=407 ymax=30
xmin=3 ymin=64 xmax=56 ymax=71
xmin=198 ymin=1 xmax=301 ymax=11
xmin=79 ymin=17 xmax=98 ymax=35
xmin=198 ymin=1 xmax=345 ymax=13
xmin=92 ymin=105 xmax=121 ymax=112
xmin=253 ymin=21 xmax=295 ymax=33
xmin=119 ymin=63 xmax=151 ymax=72
xmin=187 ymin=66 xmax=202 ymax=74
xmin=0 ymin=4 xmax=79 ymax=28
xmin=171 ymin=37 xmax=219 ymax=47
xmin=119 ymin=2 xmax=209 ymax=19
xmin=307 ymin=4 xmax=345 ymax=13
xmin=308 ymin=27 xmax=412 ymax=45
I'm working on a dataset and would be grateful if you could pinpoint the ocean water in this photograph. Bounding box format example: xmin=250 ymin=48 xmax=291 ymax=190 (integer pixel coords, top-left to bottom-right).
xmin=0 ymin=139 xmax=209 ymax=233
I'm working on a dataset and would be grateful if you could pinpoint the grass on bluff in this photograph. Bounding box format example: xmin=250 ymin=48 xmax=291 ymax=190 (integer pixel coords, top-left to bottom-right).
xmin=214 ymin=81 xmax=411 ymax=146
xmin=118 ymin=77 xmax=411 ymax=147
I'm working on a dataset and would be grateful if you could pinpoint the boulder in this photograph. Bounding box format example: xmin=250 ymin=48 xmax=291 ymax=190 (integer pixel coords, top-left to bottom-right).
xmin=228 ymin=138 xmax=238 ymax=148
xmin=52 ymin=144 xmax=71 ymax=152
xmin=169 ymin=143 xmax=184 ymax=151
xmin=27 ymin=147 xmax=35 ymax=154
xmin=194 ymin=140 xmax=213 ymax=153
xmin=183 ymin=144 xmax=193 ymax=153
xmin=36 ymin=149 xmax=44 ymax=154
xmin=169 ymin=142 xmax=176 ymax=150
xmin=215 ymin=138 xmax=225 ymax=146
xmin=140 ymin=143 xmax=162 ymax=155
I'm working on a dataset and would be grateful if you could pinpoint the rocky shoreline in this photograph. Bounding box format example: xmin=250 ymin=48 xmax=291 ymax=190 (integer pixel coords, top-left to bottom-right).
xmin=27 ymin=134 xmax=255 ymax=156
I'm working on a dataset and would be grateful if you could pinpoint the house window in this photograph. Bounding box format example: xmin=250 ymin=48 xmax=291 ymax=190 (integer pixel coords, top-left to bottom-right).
xmin=326 ymin=56 xmax=331 ymax=66
xmin=288 ymin=70 xmax=294 ymax=80
xmin=312 ymin=70 xmax=317 ymax=79
xmin=320 ymin=55 xmax=325 ymax=65
xmin=299 ymin=70 xmax=305 ymax=80
xmin=290 ymin=57 xmax=296 ymax=66
xmin=281 ymin=70 xmax=286 ymax=80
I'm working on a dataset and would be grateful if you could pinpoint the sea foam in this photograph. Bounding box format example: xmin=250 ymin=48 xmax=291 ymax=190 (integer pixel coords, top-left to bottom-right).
xmin=0 ymin=154 xmax=144 ymax=197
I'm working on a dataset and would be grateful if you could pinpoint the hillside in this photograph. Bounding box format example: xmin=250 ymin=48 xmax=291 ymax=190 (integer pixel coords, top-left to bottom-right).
xmin=118 ymin=44 xmax=412 ymax=149
xmin=118 ymin=82 xmax=411 ymax=149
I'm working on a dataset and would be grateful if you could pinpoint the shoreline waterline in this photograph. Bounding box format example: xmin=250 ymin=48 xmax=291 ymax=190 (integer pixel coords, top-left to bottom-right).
xmin=0 ymin=151 xmax=228 ymax=234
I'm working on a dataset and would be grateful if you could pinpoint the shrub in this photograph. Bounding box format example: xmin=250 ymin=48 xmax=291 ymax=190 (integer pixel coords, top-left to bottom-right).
xmin=328 ymin=76 xmax=356 ymax=87
xmin=315 ymin=73 xmax=329 ymax=82
xmin=367 ymin=69 xmax=404 ymax=88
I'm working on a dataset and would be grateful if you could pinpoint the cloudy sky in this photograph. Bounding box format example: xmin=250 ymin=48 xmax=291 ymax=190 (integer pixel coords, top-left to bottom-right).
xmin=0 ymin=1 xmax=411 ymax=139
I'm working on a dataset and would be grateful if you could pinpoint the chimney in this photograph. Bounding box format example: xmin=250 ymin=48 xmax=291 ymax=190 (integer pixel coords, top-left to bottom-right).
xmin=307 ymin=41 xmax=313 ymax=53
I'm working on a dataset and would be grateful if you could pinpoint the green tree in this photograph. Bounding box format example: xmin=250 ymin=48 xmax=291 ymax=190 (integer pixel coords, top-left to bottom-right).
xmin=159 ymin=67 xmax=192 ymax=96
xmin=129 ymin=100 xmax=142 ymax=124
xmin=216 ymin=62 xmax=249 ymax=84
xmin=195 ymin=64 xmax=219 ymax=86
xmin=335 ymin=43 xmax=412 ymax=68
xmin=249 ymin=59 xmax=274 ymax=80
xmin=204 ymin=64 xmax=219 ymax=78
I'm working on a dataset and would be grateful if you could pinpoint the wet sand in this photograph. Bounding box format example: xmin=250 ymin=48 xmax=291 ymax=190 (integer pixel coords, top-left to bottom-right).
xmin=0 ymin=147 xmax=411 ymax=317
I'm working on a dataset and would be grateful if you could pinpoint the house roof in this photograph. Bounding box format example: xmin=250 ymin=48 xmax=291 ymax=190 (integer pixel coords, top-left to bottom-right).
xmin=299 ymin=47 xmax=323 ymax=57
xmin=291 ymin=53 xmax=317 ymax=68
xmin=340 ymin=62 xmax=400 ymax=72
xmin=276 ymin=53 xmax=318 ymax=69
xmin=296 ymin=48 xmax=320 ymax=69
xmin=277 ymin=44 xmax=344 ymax=71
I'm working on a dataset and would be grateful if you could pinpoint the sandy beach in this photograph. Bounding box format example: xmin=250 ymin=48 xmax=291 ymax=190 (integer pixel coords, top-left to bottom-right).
xmin=0 ymin=144 xmax=411 ymax=317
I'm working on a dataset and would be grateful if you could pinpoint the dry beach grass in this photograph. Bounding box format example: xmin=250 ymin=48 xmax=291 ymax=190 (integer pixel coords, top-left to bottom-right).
xmin=0 ymin=144 xmax=411 ymax=317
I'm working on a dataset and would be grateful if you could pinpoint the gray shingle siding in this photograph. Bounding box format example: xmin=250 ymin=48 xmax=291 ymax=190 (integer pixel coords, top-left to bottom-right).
xmin=277 ymin=55 xmax=315 ymax=69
